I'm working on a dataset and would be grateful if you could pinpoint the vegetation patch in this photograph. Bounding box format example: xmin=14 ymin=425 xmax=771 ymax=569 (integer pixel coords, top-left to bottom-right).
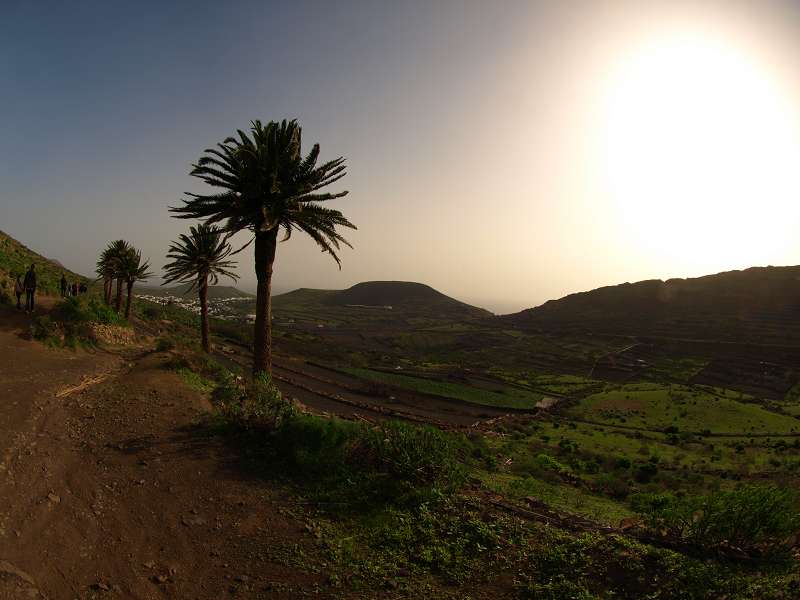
xmin=340 ymin=366 xmax=542 ymax=409
xmin=570 ymin=383 xmax=800 ymax=434
xmin=31 ymin=297 xmax=126 ymax=348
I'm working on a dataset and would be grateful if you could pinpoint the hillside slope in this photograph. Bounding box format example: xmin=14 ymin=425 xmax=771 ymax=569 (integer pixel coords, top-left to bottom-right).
xmin=324 ymin=281 xmax=490 ymax=318
xmin=0 ymin=230 xmax=86 ymax=299
xmin=506 ymin=266 xmax=800 ymax=344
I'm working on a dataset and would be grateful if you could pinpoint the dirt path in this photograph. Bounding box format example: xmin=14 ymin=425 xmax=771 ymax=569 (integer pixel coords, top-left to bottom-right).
xmin=0 ymin=305 xmax=328 ymax=599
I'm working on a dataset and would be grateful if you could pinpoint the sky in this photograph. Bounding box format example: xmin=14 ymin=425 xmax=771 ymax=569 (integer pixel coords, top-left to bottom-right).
xmin=2 ymin=0 xmax=800 ymax=314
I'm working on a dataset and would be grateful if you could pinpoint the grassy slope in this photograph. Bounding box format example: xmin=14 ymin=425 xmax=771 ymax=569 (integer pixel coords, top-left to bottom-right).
xmin=568 ymin=383 xmax=800 ymax=434
xmin=0 ymin=230 xmax=87 ymax=298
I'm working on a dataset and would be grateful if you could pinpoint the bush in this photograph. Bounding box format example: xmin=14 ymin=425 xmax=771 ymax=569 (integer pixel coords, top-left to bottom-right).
xmin=632 ymin=485 xmax=800 ymax=555
xmin=614 ymin=456 xmax=632 ymax=470
xmin=212 ymin=375 xmax=466 ymax=508
xmin=52 ymin=297 xmax=123 ymax=326
xmin=141 ymin=304 xmax=164 ymax=320
xmin=368 ymin=420 xmax=465 ymax=492
xmin=634 ymin=462 xmax=658 ymax=483
xmin=155 ymin=337 xmax=176 ymax=352
xmin=595 ymin=473 xmax=630 ymax=499
xmin=218 ymin=373 xmax=295 ymax=429
xmin=30 ymin=315 xmax=61 ymax=342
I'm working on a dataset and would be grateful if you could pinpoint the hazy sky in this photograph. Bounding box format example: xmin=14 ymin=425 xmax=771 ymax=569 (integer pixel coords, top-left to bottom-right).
xmin=2 ymin=1 xmax=800 ymax=313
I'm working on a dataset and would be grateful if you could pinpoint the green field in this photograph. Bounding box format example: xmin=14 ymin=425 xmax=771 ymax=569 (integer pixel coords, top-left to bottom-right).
xmin=567 ymin=383 xmax=800 ymax=434
xmin=340 ymin=366 xmax=543 ymax=409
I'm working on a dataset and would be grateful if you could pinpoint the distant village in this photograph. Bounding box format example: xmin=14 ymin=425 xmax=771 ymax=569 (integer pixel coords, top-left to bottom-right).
xmin=135 ymin=293 xmax=256 ymax=322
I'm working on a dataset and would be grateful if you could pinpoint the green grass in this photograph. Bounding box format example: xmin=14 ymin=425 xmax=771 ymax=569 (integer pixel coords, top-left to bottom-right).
xmin=340 ymin=367 xmax=543 ymax=409
xmin=176 ymin=368 xmax=215 ymax=394
xmin=480 ymin=471 xmax=635 ymax=526
xmin=568 ymin=383 xmax=800 ymax=434
xmin=488 ymin=367 xmax=602 ymax=396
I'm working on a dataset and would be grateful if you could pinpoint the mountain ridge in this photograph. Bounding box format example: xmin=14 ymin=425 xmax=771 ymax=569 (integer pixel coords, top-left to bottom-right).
xmin=506 ymin=265 xmax=800 ymax=344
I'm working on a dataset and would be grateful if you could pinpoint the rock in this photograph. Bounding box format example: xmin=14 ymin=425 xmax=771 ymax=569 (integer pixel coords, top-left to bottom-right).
xmin=181 ymin=515 xmax=206 ymax=527
xmin=0 ymin=560 xmax=42 ymax=598
xmin=90 ymin=582 xmax=110 ymax=591
xmin=524 ymin=496 xmax=545 ymax=508
xmin=619 ymin=517 xmax=641 ymax=531
xmin=46 ymin=493 xmax=61 ymax=504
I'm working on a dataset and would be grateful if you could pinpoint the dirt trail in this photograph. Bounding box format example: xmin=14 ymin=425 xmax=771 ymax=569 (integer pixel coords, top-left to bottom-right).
xmin=0 ymin=304 xmax=327 ymax=599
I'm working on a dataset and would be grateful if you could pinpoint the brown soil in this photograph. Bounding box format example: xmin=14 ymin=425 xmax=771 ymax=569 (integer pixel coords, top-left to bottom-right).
xmin=0 ymin=302 xmax=333 ymax=599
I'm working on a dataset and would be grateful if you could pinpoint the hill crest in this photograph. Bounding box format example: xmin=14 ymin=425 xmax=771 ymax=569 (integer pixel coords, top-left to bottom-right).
xmin=507 ymin=265 xmax=800 ymax=343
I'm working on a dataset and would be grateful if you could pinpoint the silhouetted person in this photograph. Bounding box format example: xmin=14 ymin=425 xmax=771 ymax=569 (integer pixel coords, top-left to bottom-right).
xmin=23 ymin=264 xmax=36 ymax=313
xmin=72 ymin=282 xmax=78 ymax=297
xmin=14 ymin=275 xmax=24 ymax=310
xmin=60 ymin=274 xmax=67 ymax=297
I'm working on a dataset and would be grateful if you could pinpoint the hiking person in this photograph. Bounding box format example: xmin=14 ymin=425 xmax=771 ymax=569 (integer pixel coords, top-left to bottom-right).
xmin=60 ymin=274 xmax=68 ymax=297
xmin=72 ymin=281 xmax=78 ymax=297
xmin=23 ymin=264 xmax=36 ymax=313
xmin=14 ymin=274 xmax=24 ymax=310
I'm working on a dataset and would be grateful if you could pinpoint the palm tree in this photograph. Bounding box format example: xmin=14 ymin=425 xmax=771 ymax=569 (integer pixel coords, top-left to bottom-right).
xmin=170 ymin=119 xmax=355 ymax=375
xmin=96 ymin=242 xmax=125 ymax=306
xmin=97 ymin=240 xmax=131 ymax=310
xmin=162 ymin=224 xmax=239 ymax=352
xmin=119 ymin=248 xmax=153 ymax=320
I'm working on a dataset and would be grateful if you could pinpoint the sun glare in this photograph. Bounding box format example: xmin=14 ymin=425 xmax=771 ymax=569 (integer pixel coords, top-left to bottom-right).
xmin=597 ymin=28 xmax=800 ymax=273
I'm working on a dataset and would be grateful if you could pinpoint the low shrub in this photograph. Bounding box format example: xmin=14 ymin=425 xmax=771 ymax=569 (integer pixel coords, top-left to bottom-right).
xmin=155 ymin=337 xmax=176 ymax=352
xmin=632 ymin=485 xmax=800 ymax=556
xmin=211 ymin=375 xmax=465 ymax=508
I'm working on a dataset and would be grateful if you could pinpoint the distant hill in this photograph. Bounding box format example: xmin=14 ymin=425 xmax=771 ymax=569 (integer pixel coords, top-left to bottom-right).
xmin=136 ymin=284 xmax=253 ymax=300
xmin=270 ymin=281 xmax=490 ymax=324
xmin=505 ymin=266 xmax=800 ymax=344
xmin=0 ymin=230 xmax=87 ymax=299
xmin=324 ymin=281 xmax=491 ymax=318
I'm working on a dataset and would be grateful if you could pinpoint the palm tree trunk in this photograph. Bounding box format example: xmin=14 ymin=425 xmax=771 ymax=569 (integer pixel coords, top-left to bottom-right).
xmin=103 ymin=278 xmax=112 ymax=305
xmin=124 ymin=280 xmax=134 ymax=320
xmin=115 ymin=278 xmax=124 ymax=313
xmin=253 ymin=229 xmax=278 ymax=375
xmin=199 ymin=275 xmax=210 ymax=353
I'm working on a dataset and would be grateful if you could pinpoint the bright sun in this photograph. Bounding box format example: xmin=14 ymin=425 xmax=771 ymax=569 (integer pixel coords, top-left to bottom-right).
xmin=597 ymin=28 xmax=800 ymax=273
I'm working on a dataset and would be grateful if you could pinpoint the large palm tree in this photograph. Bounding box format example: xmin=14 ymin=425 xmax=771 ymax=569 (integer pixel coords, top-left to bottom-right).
xmin=120 ymin=248 xmax=153 ymax=320
xmin=170 ymin=119 xmax=355 ymax=375
xmin=162 ymin=224 xmax=239 ymax=353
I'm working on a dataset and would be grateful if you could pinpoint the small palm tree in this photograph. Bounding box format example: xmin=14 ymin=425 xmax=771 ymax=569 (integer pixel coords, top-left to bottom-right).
xmin=119 ymin=248 xmax=153 ymax=319
xmin=96 ymin=241 xmax=128 ymax=306
xmin=170 ymin=119 xmax=355 ymax=375
xmin=97 ymin=240 xmax=133 ymax=311
xmin=162 ymin=224 xmax=239 ymax=352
